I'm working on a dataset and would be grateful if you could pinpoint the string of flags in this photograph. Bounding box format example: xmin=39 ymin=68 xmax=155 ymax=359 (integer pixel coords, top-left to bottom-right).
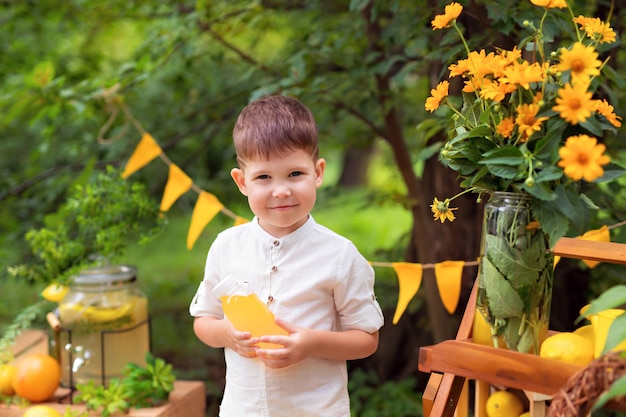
xmin=117 ymin=116 xmax=625 ymax=326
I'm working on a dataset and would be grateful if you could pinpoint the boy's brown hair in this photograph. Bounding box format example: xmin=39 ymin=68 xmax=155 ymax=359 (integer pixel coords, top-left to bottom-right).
xmin=233 ymin=95 xmax=319 ymax=167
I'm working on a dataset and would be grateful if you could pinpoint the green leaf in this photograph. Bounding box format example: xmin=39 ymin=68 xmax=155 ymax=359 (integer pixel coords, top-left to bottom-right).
xmin=595 ymin=162 xmax=626 ymax=183
xmin=501 ymin=316 xmax=523 ymax=350
xmin=583 ymin=286 xmax=626 ymax=317
xmin=604 ymin=313 xmax=626 ymax=354
xmin=481 ymin=256 xmax=524 ymax=318
xmin=509 ymin=325 xmax=537 ymax=352
xmin=480 ymin=146 xmax=524 ymax=165
xmin=485 ymin=233 xmax=546 ymax=288
xmin=555 ymin=186 xmax=589 ymax=236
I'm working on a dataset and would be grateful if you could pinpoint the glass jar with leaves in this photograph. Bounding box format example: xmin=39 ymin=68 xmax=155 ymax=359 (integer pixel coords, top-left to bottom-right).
xmin=426 ymin=1 xmax=625 ymax=353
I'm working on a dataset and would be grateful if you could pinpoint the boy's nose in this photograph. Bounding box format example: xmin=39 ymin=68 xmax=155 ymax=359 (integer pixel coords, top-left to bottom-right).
xmin=272 ymin=182 xmax=291 ymax=198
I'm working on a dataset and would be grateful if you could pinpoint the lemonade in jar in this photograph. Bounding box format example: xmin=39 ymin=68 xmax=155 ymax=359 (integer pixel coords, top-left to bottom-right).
xmin=58 ymin=264 xmax=149 ymax=387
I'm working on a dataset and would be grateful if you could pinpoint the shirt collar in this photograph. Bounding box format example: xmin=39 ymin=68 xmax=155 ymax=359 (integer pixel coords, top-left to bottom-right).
xmin=252 ymin=215 xmax=316 ymax=247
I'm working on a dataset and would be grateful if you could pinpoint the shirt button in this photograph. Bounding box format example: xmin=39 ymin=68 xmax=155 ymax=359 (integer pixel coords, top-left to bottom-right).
xmin=273 ymin=240 xmax=280 ymax=247
xmin=271 ymin=265 xmax=278 ymax=272
xmin=267 ymin=295 xmax=274 ymax=303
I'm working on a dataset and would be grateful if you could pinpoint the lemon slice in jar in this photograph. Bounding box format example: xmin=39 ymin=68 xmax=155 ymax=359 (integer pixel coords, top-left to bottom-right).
xmin=83 ymin=303 xmax=134 ymax=323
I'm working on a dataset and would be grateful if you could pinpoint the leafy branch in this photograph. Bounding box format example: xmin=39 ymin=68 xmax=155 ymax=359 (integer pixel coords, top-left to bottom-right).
xmin=8 ymin=165 xmax=165 ymax=286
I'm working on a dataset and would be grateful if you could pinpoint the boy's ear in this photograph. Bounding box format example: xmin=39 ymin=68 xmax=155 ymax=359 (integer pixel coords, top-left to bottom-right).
xmin=315 ymin=158 xmax=326 ymax=187
xmin=230 ymin=168 xmax=248 ymax=196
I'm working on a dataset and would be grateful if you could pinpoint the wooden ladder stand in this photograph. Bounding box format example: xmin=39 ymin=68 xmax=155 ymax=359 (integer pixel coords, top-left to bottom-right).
xmin=419 ymin=237 xmax=626 ymax=417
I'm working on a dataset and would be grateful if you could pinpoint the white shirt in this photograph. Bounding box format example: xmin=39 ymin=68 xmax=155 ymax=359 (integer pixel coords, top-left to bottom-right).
xmin=190 ymin=216 xmax=384 ymax=417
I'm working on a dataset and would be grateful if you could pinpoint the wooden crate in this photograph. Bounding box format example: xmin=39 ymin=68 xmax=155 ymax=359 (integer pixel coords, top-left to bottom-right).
xmin=0 ymin=381 xmax=206 ymax=417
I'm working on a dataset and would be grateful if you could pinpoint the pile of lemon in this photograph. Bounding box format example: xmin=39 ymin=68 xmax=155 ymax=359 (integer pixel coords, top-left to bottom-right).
xmin=485 ymin=325 xmax=596 ymax=417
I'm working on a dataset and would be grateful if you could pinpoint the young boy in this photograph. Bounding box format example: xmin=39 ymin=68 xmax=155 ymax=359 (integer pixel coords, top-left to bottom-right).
xmin=189 ymin=95 xmax=384 ymax=417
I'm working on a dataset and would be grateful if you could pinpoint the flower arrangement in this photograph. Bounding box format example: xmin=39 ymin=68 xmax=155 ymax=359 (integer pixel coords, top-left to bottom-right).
xmin=427 ymin=0 xmax=624 ymax=248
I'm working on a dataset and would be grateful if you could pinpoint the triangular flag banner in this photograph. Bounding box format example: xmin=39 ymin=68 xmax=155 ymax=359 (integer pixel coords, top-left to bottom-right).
xmin=234 ymin=216 xmax=249 ymax=226
xmin=121 ymin=133 xmax=163 ymax=179
xmin=391 ymin=262 xmax=423 ymax=324
xmin=187 ymin=191 xmax=224 ymax=250
xmin=580 ymin=225 xmax=611 ymax=268
xmin=434 ymin=260 xmax=464 ymax=314
xmin=160 ymin=164 xmax=193 ymax=212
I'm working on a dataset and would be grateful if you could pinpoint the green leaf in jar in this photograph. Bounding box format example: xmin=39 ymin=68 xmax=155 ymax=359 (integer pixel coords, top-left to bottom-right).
xmin=485 ymin=234 xmax=544 ymax=289
xmin=481 ymin=256 xmax=523 ymax=318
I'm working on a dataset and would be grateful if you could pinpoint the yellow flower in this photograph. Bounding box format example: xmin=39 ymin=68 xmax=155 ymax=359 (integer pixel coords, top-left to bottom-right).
xmin=479 ymin=80 xmax=516 ymax=102
xmin=530 ymin=0 xmax=567 ymax=8
xmin=515 ymin=103 xmax=549 ymax=141
xmin=556 ymin=42 xmax=601 ymax=85
xmin=425 ymin=81 xmax=449 ymax=112
xmin=431 ymin=2 xmax=463 ymax=30
xmin=594 ymin=99 xmax=622 ymax=128
xmin=552 ymin=83 xmax=594 ymax=124
xmin=499 ymin=61 xmax=545 ymax=89
xmin=496 ymin=117 xmax=515 ymax=138
xmin=557 ymin=134 xmax=611 ymax=182
xmin=466 ymin=50 xmax=497 ymax=78
xmin=431 ymin=197 xmax=457 ymax=223
xmin=575 ymin=16 xmax=616 ymax=44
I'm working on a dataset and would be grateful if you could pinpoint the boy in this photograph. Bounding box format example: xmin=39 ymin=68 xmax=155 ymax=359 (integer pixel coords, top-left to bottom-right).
xmin=189 ymin=95 xmax=384 ymax=416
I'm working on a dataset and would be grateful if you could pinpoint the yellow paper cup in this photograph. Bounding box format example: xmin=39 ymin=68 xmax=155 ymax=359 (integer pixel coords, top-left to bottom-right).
xmin=581 ymin=304 xmax=626 ymax=357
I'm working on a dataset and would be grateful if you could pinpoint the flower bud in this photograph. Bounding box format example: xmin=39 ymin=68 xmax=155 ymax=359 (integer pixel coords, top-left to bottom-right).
xmin=525 ymin=177 xmax=535 ymax=187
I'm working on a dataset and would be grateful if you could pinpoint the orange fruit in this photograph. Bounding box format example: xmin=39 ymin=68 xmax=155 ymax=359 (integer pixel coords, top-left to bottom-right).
xmin=12 ymin=354 xmax=61 ymax=402
xmin=22 ymin=405 xmax=62 ymax=417
xmin=0 ymin=363 xmax=17 ymax=396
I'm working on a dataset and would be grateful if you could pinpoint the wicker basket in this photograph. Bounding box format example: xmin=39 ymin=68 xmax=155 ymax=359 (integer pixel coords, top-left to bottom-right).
xmin=548 ymin=351 xmax=626 ymax=417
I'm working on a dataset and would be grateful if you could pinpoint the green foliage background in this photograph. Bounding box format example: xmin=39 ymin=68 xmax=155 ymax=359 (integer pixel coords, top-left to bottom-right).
xmin=2 ymin=0 xmax=626 ymax=415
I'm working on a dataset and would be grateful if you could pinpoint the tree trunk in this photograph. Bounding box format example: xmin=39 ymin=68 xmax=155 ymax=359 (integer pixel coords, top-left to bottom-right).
xmin=337 ymin=144 xmax=376 ymax=188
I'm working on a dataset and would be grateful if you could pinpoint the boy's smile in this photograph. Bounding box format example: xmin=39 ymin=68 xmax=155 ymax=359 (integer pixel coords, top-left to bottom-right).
xmin=231 ymin=149 xmax=326 ymax=237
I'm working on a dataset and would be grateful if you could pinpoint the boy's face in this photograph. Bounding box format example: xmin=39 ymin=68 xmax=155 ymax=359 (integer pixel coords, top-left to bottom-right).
xmin=230 ymin=149 xmax=325 ymax=237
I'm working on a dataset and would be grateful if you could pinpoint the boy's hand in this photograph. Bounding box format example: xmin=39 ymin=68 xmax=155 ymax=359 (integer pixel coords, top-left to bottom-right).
xmin=225 ymin=320 xmax=260 ymax=359
xmin=255 ymin=319 xmax=311 ymax=368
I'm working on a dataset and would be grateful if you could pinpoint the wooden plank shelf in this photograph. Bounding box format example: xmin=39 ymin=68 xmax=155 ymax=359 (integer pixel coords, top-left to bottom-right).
xmin=418 ymin=339 xmax=583 ymax=396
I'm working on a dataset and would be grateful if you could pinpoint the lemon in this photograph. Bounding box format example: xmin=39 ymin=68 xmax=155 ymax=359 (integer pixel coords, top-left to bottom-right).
xmin=473 ymin=309 xmax=493 ymax=345
xmin=486 ymin=390 xmax=524 ymax=417
xmin=22 ymin=405 xmax=62 ymax=417
xmin=41 ymin=284 xmax=68 ymax=303
xmin=573 ymin=325 xmax=595 ymax=349
xmin=539 ymin=332 xmax=594 ymax=366
xmin=0 ymin=363 xmax=16 ymax=396
xmin=519 ymin=413 xmax=530 ymax=417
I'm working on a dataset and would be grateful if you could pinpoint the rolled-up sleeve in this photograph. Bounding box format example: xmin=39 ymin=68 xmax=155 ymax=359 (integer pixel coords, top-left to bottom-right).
xmin=333 ymin=243 xmax=384 ymax=333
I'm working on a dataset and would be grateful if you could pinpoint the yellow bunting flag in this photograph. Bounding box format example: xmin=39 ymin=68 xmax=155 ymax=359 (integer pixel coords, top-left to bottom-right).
xmin=121 ymin=133 xmax=163 ymax=179
xmin=434 ymin=260 xmax=464 ymax=314
xmin=391 ymin=262 xmax=423 ymax=325
xmin=579 ymin=225 xmax=611 ymax=268
xmin=160 ymin=164 xmax=193 ymax=212
xmin=234 ymin=216 xmax=250 ymax=226
xmin=187 ymin=191 xmax=224 ymax=249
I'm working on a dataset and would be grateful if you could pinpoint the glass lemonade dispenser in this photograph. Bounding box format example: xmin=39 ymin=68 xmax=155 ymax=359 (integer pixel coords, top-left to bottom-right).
xmin=57 ymin=263 xmax=150 ymax=387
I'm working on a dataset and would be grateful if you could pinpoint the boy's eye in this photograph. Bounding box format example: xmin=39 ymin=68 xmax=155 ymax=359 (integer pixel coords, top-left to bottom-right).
xmin=257 ymin=174 xmax=270 ymax=180
xmin=289 ymin=171 xmax=302 ymax=177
